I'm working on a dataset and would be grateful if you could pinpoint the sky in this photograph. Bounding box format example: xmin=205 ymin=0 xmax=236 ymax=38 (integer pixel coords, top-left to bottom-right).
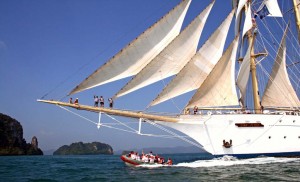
xmin=0 ymin=0 xmax=281 ymax=152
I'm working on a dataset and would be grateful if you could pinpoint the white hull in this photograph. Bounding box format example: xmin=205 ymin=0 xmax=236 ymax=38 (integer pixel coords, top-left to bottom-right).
xmin=157 ymin=113 xmax=300 ymax=156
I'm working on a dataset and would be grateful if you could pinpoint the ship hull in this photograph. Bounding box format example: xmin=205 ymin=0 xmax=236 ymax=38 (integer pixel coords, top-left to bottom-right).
xmin=157 ymin=113 xmax=300 ymax=157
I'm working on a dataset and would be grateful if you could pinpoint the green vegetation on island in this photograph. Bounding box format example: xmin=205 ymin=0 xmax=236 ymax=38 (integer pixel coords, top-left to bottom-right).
xmin=0 ymin=113 xmax=43 ymax=155
xmin=53 ymin=142 xmax=113 ymax=155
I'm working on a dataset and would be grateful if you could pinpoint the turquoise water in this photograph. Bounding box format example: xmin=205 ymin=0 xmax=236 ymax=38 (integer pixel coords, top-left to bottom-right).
xmin=1 ymin=153 xmax=300 ymax=181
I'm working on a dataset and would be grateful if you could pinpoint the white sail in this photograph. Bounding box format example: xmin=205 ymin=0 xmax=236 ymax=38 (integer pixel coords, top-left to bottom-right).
xmin=114 ymin=1 xmax=214 ymax=98
xmin=235 ymin=0 xmax=247 ymax=35
xmin=185 ymin=35 xmax=240 ymax=109
xmin=264 ymin=0 xmax=283 ymax=17
xmin=236 ymin=45 xmax=251 ymax=106
xmin=242 ymin=3 xmax=253 ymax=38
xmin=236 ymin=0 xmax=247 ymax=18
xmin=150 ymin=10 xmax=234 ymax=107
xmin=261 ymin=28 xmax=300 ymax=108
xmin=256 ymin=0 xmax=282 ymax=18
xmin=69 ymin=0 xmax=191 ymax=95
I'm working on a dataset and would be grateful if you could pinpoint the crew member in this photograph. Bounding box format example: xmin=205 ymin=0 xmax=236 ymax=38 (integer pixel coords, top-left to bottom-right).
xmin=74 ymin=98 xmax=79 ymax=105
xmin=193 ymin=106 xmax=198 ymax=114
xmin=99 ymin=96 xmax=104 ymax=107
xmin=94 ymin=96 xmax=99 ymax=107
xmin=108 ymin=98 xmax=113 ymax=108
xmin=166 ymin=158 xmax=173 ymax=165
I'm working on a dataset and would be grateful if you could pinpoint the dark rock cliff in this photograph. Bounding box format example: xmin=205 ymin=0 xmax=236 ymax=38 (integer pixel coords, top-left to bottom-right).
xmin=0 ymin=113 xmax=43 ymax=155
xmin=53 ymin=141 xmax=113 ymax=155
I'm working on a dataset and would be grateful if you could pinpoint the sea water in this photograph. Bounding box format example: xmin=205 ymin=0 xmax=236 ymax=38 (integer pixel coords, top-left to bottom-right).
xmin=1 ymin=153 xmax=300 ymax=181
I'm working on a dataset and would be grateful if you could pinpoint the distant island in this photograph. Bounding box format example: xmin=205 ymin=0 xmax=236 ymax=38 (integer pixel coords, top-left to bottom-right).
xmin=53 ymin=142 xmax=113 ymax=155
xmin=0 ymin=113 xmax=43 ymax=155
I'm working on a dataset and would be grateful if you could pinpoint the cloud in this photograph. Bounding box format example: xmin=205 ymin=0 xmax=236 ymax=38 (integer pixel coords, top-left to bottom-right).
xmin=0 ymin=41 xmax=7 ymax=50
xmin=39 ymin=129 xmax=55 ymax=136
xmin=0 ymin=40 xmax=7 ymax=49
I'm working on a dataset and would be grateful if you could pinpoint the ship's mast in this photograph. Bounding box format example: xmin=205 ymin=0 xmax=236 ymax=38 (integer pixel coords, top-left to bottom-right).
xmin=292 ymin=0 xmax=300 ymax=42
xmin=246 ymin=1 xmax=262 ymax=114
xmin=248 ymin=31 xmax=262 ymax=113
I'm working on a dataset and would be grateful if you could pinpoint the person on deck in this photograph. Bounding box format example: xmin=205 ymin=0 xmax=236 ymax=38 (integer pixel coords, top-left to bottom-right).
xmin=141 ymin=153 xmax=148 ymax=163
xmin=74 ymin=98 xmax=79 ymax=105
xmin=94 ymin=96 xmax=99 ymax=107
xmin=193 ymin=106 xmax=198 ymax=115
xmin=135 ymin=152 xmax=140 ymax=161
xmin=108 ymin=98 xmax=113 ymax=108
xmin=142 ymin=154 xmax=149 ymax=163
xmin=99 ymin=96 xmax=104 ymax=107
xmin=149 ymin=156 xmax=154 ymax=164
xmin=69 ymin=98 xmax=73 ymax=104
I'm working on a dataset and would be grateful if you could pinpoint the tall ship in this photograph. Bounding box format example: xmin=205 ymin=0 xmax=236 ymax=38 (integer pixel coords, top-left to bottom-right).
xmin=39 ymin=0 xmax=300 ymax=157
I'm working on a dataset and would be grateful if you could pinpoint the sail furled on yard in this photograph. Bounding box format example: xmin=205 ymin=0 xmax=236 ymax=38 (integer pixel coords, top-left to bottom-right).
xmin=114 ymin=1 xmax=215 ymax=98
xmin=69 ymin=0 xmax=191 ymax=95
xmin=185 ymin=35 xmax=240 ymax=109
xmin=261 ymin=27 xmax=300 ymax=108
xmin=150 ymin=10 xmax=235 ymax=107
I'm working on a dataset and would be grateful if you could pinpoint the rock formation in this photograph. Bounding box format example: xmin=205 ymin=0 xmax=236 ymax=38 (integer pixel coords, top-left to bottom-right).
xmin=53 ymin=141 xmax=113 ymax=155
xmin=0 ymin=113 xmax=43 ymax=155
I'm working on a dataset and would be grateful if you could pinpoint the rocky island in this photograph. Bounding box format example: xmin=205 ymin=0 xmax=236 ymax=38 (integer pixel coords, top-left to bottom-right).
xmin=0 ymin=113 xmax=43 ymax=155
xmin=53 ymin=142 xmax=113 ymax=155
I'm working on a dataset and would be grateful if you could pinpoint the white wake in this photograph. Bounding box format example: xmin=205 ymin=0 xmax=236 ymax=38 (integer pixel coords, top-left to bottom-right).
xmin=175 ymin=155 xmax=300 ymax=168
xmin=135 ymin=156 xmax=300 ymax=168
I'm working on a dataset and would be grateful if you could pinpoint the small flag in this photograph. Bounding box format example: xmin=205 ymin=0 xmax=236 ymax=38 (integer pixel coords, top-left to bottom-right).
xmin=254 ymin=4 xmax=270 ymax=19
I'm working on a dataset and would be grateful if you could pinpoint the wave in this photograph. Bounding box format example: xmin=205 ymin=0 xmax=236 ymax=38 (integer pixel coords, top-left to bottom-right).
xmin=174 ymin=155 xmax=300 ymax=168
xmin=137 ymin=163 xmax=171 ymax=168
xmin=135 ymin=155 xmax=300 ymax=168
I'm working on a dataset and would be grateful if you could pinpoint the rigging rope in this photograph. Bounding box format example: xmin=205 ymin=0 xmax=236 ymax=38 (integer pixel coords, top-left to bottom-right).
xmin=57 ymin=105 xmax=203 ymax=149
xmin=144 ymin=119 xmax=203 ymax=148
xmin=258 ymin=21 xmax=300 ymax=87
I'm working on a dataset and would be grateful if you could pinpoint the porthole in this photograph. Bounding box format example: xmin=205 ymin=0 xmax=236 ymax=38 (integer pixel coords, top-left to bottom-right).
xmin=268 ymin=136 xmax=271 ymax=139
xmin=284 ymin=136 xmax=286 ymax=139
